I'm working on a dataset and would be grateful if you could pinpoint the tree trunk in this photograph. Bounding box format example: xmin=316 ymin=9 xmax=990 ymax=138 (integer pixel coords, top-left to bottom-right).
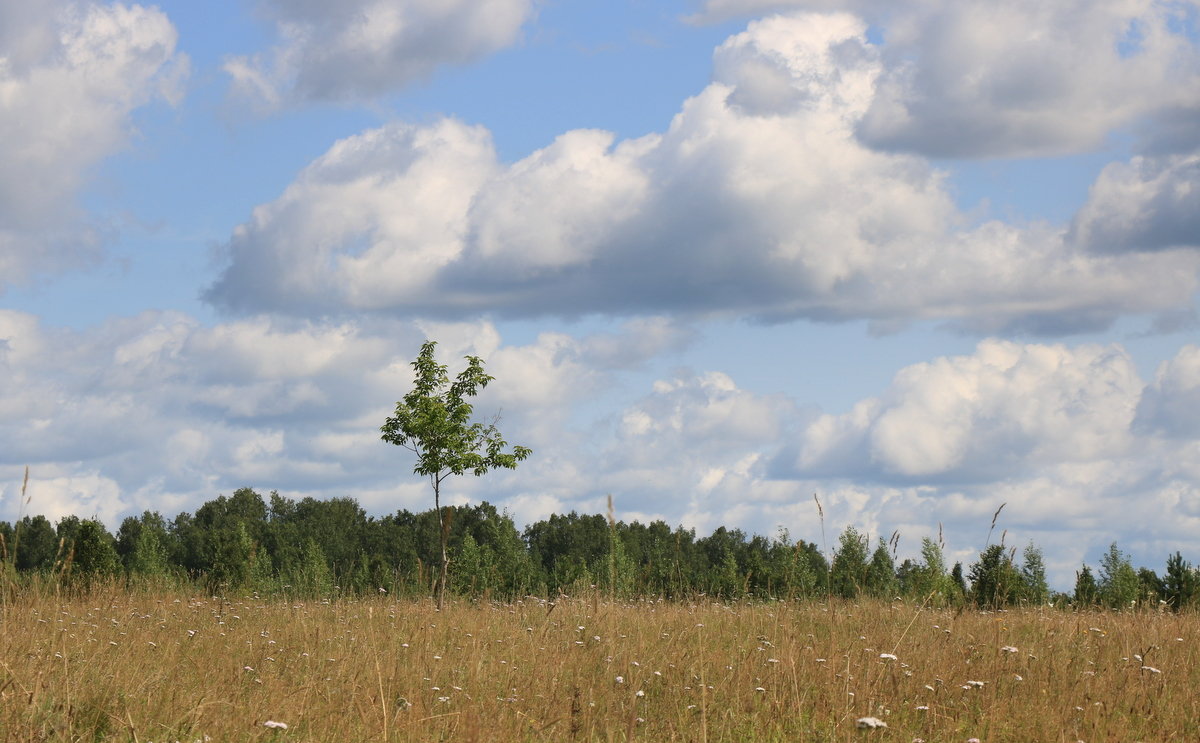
xmin=435 ymin=480 xmax=448 ymax=611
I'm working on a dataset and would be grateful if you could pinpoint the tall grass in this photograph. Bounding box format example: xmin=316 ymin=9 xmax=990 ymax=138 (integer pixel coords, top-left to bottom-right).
xmin=2 ymin=583 xmax=1197 ymax=742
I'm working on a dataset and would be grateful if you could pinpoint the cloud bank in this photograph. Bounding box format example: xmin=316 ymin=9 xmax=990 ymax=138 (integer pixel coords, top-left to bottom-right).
xmin=694 ymin=0 xmax=1200 ymax=158
xmin=6 ymin=306 xmax=1200 ymax=584
xmin=225 ymin=0 xmax=535 ymax=107
xmin=0 ymin=1 xmax=187 ymax=290
xmin=206 ymin=13 xmax=1200 ymax=333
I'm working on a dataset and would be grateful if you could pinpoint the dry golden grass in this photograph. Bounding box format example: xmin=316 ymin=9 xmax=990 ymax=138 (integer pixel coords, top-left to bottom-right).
xmin=2 ymin=586 xmax=1199 ymax=742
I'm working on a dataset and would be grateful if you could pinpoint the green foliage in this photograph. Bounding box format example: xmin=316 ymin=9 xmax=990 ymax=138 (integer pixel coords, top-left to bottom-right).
xmin=1163 ymin=552 xmax=1198 ymax=611
xmin=22 ymin=485 xmax=1200 ymax=613
xmin=287 ymin=539 xmax=334 ymax=597
xmin=950 ymin=562 xmax=967 ymax=598
xmin=968 ymin=544 xmax=1021 ymax=609
xmin=15 ymin=515 xmax=57 ymax=572
xmin=381 ymin=340 xmax=531 ymax=609
xmin=1137 ymin=567 xmax=1164 ymax=604
xmin=1019 ymin=542 xmax=1050 ymax=605
xmin=865 ymin=539 xmax=897 ymax=598
xmin=905 ymin=538 xmax=951 ymax=605
xmin=67 ymin=520 xmax=120 ymax=587
xmin=1074 ymin=564 xmax=1098 ymax=607
xmin=1098 ymin=542 xmax=1139 ymax=609
xmin=829 ymin=526 xmax=868 ymax=599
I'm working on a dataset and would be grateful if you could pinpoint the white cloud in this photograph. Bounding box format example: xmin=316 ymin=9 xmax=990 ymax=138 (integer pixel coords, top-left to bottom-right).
xmin=0 ymin=310 xmax=678 ymax=525
xmin=0 ymin=1 xmax=187 ymax=289
xmin=1070 ymin=153 xmax=1200 ymax=253
xmin=1135 ymin=344 xmax=1200 ymax=437
xmin=8 ymin=306 xmax=1200 ymax=585
xmin=692 ymin=1 xmax=1200 ymax=158
xmin=782 ymin=339 xmax=1143 ymax=481
xmin=225 ymin=0 xmax=535 ymax=107
xmin=856 ymin=0 xmax=1198 ymax=158
xmin=206 ymin=13 xmax=1200 ymax=331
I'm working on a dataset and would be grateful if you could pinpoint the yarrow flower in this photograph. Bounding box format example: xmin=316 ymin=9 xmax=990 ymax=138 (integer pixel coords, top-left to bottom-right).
xmin=263 ymin=721 xmax=288 ymax=730
xmin=879 ymin=653 xmax=898 ymax=661
xmin=856 ymin=717 xmax=888 ymax=729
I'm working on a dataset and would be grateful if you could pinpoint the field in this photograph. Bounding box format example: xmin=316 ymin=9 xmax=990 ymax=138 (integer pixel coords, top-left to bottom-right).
xmin=2 ymin=588 xmax=1198 ymax=742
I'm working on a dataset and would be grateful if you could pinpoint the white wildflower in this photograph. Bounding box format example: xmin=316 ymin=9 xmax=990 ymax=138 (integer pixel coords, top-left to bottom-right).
xmin=856 ymin=716 xmax=888 ymax=729
xmin=263 ymin=721 xmax=287 ymax=730
xmin=879 ymin=653 xmax=898 ymax=661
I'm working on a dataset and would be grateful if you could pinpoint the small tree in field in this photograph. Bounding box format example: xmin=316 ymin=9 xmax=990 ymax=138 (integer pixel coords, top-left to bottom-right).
xmin=381 ymin=340 xmax=531 ymax=609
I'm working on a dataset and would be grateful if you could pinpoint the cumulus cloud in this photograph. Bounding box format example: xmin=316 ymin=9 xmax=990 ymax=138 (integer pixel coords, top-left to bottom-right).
xmin=757 ymin=339 xmax=1200 ymax=582
xmin=206 ymin=13 xmax=1200 ymax=331
xmin=856 ymin=0 xmax=1198 ymax=158
xmin=692 ymin=0 xmax=1200 ymax=158
xmin=1135 ymin=344 xmax=1200 ymax=438
xmin=777 ymin=339 xmax=1144 ymax=482
xmin=0 ymin=1 xmax=187 ymax=289
xmin=0 ymin=309 xmax=679 ymax=523
xmin=225 ymin=0 xmax=534 ymax=107
xmin=1070 ymin=154 xmax=1200 ymax=253
xmin=9 ymin=305 xmax=1200 ymax=584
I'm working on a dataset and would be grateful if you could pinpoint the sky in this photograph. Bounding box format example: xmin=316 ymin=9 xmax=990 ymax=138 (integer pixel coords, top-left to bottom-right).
xmin=3 ymin=0 xmax=1200 ymax=588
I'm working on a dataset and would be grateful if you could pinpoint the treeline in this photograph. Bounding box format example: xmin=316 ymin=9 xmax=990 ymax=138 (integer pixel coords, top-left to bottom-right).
xmin=2 ymin=487 xmax=1198 ymax=609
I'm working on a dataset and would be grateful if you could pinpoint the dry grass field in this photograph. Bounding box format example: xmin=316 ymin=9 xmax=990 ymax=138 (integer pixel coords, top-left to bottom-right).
xmin=2 ymin=587 xmax=1198 ymax=742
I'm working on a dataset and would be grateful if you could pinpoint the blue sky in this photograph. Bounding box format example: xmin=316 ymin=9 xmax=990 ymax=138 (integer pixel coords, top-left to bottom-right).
xmin=3 ymin=0 xmax=1200 ymax=586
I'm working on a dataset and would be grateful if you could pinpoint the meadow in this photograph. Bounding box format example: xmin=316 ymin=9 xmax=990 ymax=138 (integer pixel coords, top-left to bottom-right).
xmin=3 ymin=587 xmax=1199 ymax=743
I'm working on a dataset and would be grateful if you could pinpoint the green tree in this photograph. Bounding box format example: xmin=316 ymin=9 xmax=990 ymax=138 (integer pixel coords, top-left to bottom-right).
xmin=1074 ymin=564 xmax=1098 ymax=607
xmin=15 ymin=515 xmax=58 ymax=572
xmin=1163 ymin=552 xmax=1198 ymax=611
xmin=906 ymin=538 xmax=950 ymax=605
xmin=286 ymin=539 xmax=333 ymax=597
xmin=1137 ymin=567 xmax=1163 ymax=604
xmin=865 ymin=539 xmax=897 ymax=598
xmin=69 ymin=520 xmax=120 ymax=587
xmin=1098 ymin=542 xmax=1139 ymax=609
xmin=968 ymin=544 xmax=1020 ymax=609
xmin=950 ymin=562 xmax=967 ymax=600
xmin=118 ymin=511 xmax=172 ymax=582
xmin=829 ymin=527 xmax=868 ymax=599
xmin=381 ymin=340 xmax=531 ymax=609
xmin=1019 ymin=543 xmax=1049 ymax=605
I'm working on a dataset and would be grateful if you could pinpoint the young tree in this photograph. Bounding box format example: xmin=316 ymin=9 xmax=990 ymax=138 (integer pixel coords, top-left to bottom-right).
xmin=968 ymin=544 xmax=1020 ymax=609
xmin=69 ymin=519 xmax=120 ymax=587
xmin=1098 ymin=542 xmax=1139 ymax=609
xmin=829 ymin=526 xmax=868 ymax=599
xmin=907 ymin=537 xmax=949 ymax=605
xmin=865 ymin=538 xmax=897 ymax=598
xmin=381 ymin=340 xmax=531 ymax=610
xmin=1019 ymin=542 xmax=1050 ymax=605
xmin=1074 ymin=564 xmax=1098 ymax=607
xmin=1163 ymin=551 xmax=1198 ymax=611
